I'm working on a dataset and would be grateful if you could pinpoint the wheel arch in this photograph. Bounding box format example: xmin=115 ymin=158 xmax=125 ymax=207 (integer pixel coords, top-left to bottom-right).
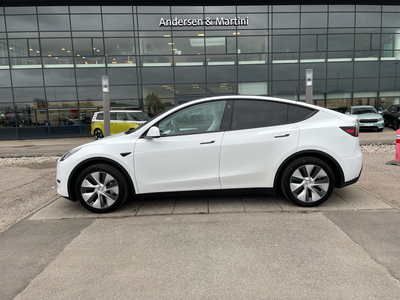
xmin=274 ymin=150 xmax=345 ymax=190
xmin=67 ymin=157 xmax=136 ymax=201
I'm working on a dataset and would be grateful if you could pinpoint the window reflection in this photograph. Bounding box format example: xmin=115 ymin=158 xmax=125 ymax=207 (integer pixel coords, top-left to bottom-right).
xmin=103 ymin=15 xmax=134 ymax=31
xmin=39 ymin=15 xmax=70 ymax=31
xmin=6 ymin=16 xmax=38 ymax=32
xmin=41 ymin=39 xmax=73 ymax=57
xmin=13 ymin=87 xmax=45 ymax=102
xmin=71 ymin=15 xmax=102 ymax=31
xmin=207 ymin=83 xmax=238 ymax=94
xmin=143 ymin=85 xmax=174 ymax=99
xmin=46 ymin=87 xmax=77 ymax=101
xmin=105 ymin=38 xmax=135 ymax=55
xmin=174 ymin=84 xmax=206 ymax=95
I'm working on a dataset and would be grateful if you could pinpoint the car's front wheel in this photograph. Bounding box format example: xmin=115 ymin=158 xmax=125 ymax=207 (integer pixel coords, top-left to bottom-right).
xmin=281 ymin=157 xmax=335 ymax=207
xmin=75 ymin=164 xmax=128 ymax=213
xmin=94 ymin=128 xmax=103 ymax=140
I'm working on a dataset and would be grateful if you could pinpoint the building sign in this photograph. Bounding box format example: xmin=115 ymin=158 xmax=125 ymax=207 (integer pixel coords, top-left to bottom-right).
xmin=159 ymin=16 xmax=249 ymax=27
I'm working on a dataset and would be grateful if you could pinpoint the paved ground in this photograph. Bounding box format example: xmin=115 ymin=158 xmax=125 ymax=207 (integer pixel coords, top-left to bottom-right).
xmin=1 ymin=126 xmax=400 ymax=299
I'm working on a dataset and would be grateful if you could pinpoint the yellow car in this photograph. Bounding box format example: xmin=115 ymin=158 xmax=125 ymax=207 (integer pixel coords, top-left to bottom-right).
xmin=91 ymin=110 xmax=150 ymax=139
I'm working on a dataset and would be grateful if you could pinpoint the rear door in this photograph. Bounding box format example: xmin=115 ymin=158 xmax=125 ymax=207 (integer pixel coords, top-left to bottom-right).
xmin=220 ymin=100 xmax=301 ymax=189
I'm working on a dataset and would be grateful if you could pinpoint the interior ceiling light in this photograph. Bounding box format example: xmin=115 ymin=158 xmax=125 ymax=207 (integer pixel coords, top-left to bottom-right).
xmin=198 ymin=34 xmax=204 ymax=36
xmin=190 ymin=37 xmax=225 ymax=47
xmin=168 ymin=42 xmax=174 ymax=45
xmin=36 ymin=51 xmax=40 ymax=53
xmin=48 ymin=55 xmax=51 ymax=57
xmin=29 ymin=48 xmax=33 ymax=51
xmin=82 ymin=57 xmax=85 ymax=59
xmin=55 ymin=57 xmax=58 ymax=59
xmin=77 ymin=54 xmax=80 ymax=56
xmin=163 ymin=35 xmax=170 ymax=37
xmin=233 ymin=32 xmax=240 ymax=35
xmin=61 ymin=48 xmax=65 ymax=50
xmin=67 ymin=50 xmax=71 ymax=53
xmin=96 ymin=50 xmax=100 ymax=52
xmin=9 ymin=47 xmax=12 ymax=49
xmin=173 ymin=48 xmax=178 ymax=51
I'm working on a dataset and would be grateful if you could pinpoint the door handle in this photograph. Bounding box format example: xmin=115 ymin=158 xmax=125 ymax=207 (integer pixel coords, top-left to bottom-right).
xmin=274 ymin=134 xmax=290 ymax=138
xmin=200 ymin=140 xmax=215 ymax=144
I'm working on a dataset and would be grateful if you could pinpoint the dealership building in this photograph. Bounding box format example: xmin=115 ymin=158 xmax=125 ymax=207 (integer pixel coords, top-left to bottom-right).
xmin=0 ymin=1 xmax=399 ymax=139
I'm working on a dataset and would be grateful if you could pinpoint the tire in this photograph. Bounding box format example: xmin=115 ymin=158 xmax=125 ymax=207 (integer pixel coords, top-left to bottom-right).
xmin=94 ymin=128 xmax=103 ymax=140
xmin=75 ymin=164 xmax=128 ymax=213
xmin=281 ymin=157 xmax=335 ymax=207
xmin=377 ymin=128 xmax=384 ymax=132
xmin=394 ymin=120 xmax=399 ymax=131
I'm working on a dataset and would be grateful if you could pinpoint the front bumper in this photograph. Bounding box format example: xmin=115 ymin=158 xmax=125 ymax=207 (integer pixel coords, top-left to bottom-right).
xmin=359 ymin=121 xmax=384 ymax=129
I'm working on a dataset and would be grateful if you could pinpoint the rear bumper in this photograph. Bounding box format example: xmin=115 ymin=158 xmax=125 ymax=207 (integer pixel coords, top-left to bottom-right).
xmin=341 ymin=167 xmax=363 ymax=188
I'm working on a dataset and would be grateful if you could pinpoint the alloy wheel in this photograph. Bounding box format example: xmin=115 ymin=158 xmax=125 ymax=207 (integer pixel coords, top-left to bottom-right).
xmin=289 ymin=164 xmax=330 ymax=203
xmin=80 ymin=171 xmax=119 ymax=209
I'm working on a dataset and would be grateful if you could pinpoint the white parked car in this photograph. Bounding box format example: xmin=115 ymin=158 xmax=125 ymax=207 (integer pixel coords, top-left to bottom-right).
xmin=57 ymin=96 xmax=363 ymax=213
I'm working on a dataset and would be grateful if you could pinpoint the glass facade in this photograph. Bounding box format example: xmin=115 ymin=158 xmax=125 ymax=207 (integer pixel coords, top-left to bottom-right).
xmin=0 ymin=4 xmax=400 ymax=139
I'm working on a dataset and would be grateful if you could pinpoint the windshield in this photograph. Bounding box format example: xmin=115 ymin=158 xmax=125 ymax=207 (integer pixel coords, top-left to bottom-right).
xmin=127 ymin=112 xmax=151 ymax=121
xmin=351 ymin=107 xmax=377 ymax=115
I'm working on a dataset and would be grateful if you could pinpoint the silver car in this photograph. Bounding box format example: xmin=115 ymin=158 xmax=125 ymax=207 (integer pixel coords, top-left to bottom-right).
xmin=346 ymin=106 xmax=384 ymax=132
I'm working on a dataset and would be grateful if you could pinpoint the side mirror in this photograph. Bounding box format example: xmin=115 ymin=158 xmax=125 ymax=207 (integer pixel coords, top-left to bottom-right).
xmin=146 ymin=126 xmax=161 ymax=138
xmin=345 ymin=112 xmax=349 ymax=115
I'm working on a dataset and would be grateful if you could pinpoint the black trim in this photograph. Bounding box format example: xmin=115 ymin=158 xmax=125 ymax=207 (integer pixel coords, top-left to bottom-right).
xmin=67 ymin=157 xmax=135 ymax=200
xmin=120 ymin=152 xmax=132 ymax=157
xmin=220 ymin=100 xmax=233 ymax=131
xmin=136 ymin=187 xmax=276 ymax=198
xmin=341 ymin=167 xmax=362 ymax=188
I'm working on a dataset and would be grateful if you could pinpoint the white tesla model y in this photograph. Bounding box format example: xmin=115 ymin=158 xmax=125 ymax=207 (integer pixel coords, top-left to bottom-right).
xmin=57 ymin=96 xmax=362 ymax=213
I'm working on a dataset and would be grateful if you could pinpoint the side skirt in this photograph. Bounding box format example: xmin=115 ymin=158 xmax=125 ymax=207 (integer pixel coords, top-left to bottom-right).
xmin=134 ymin=187 xmax=276 ymax=199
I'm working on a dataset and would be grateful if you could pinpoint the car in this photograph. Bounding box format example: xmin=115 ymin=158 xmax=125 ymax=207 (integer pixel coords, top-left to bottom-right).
xmin=383 ymin=104 xmax=400 ymax=130
xmin=91 ymin=110 xmax=150 ymax=139
xmin=57 ymin=96 xmax=363 ymax=213
xmin=346 ymin=105 xmax=384 ymax=132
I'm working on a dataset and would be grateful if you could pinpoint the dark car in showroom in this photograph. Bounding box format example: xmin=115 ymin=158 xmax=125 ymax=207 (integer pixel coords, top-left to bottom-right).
xmin=383 ymin=105 xmax=400 ymax=130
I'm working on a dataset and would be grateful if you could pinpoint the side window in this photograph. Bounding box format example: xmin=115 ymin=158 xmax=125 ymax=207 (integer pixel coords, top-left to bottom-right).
xmin=96 ymin=113 xmax=103 ymax=120
xmin=116 ymin=112 xmax=126 ymax=120
xmin=288 ymin=105 xmax=315 ymax=123
xmin=158 ymin=101 xmax=227 ymax=136
xmin=231 ymin=100 xmax=288 ymax=130
xmin=110 ymin=112 xmax=116 ymax=121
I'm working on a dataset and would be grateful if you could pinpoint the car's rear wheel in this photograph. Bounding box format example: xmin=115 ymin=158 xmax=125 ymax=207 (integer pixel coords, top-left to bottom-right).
xmin=281 ymin=157 xmax=335 ymax=207
xmin=394 ymin=120 xmax=399 ymax=130
xmin=94 ymin=128 xmax=103 ymax=140
xmin=75 ymin=164 xmax=128 ymax=213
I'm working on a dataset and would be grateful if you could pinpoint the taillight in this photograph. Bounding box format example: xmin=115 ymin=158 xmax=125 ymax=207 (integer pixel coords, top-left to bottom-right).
xmin=340 ymin=125 xmax=359 ymax=137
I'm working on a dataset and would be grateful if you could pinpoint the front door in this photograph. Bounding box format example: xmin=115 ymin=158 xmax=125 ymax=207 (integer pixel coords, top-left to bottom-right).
xmin=134 ymin=100 xmax=227 ymax=194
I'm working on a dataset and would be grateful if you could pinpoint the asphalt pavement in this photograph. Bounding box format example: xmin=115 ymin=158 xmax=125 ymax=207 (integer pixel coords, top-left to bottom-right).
xmin=1 ymin=126 xmax=400 ymax=299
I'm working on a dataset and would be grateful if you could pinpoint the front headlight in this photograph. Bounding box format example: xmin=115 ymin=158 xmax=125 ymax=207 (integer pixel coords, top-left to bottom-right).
xmin=378 ymin=117 xmax=383 ymax=122
xmin=60 ymin=147 xmax=82 ymax=161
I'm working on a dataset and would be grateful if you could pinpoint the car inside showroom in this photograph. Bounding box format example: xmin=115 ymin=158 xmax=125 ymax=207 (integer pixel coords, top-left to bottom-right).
xmin=0 ymin=0 xmax=399 ymax=140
